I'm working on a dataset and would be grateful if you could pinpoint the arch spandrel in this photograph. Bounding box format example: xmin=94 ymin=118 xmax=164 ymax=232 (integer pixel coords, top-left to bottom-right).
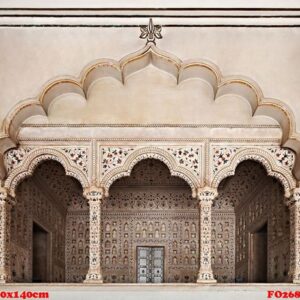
xmin=3 ymin=147 xmax=90 ymax=197
xmin=210 ymin=145 xmax=296 ymax=198
xmin=99 ymin=146 xmax=201 ymax=198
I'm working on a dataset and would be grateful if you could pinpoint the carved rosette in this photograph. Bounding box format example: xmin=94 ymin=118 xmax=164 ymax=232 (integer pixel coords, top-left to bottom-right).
xmin=288 ymin=187 xmax=300 ymax=283
xmin=83 ymin=186 xmax=104 ymax=283
xmin=197 ymin=187 xmax=217 ymax=283
xmin=0 ymin=187 xmax=15 ymax=283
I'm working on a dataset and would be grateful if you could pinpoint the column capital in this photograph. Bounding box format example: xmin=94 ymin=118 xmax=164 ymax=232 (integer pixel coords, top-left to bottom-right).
xmin=0 ymin=187 xmax=15 ymax=207
xmin=287 ymin=187 xmax=300 ymax=207
xmin=83 ymin=186 xmax=104 ymax=203
xmin=197 ymin=186 xmax=218 ymax=202
xmin=0 ymin=187 xmax=8 ymax=202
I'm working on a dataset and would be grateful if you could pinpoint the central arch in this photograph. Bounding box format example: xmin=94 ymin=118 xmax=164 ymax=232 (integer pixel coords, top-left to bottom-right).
xmin=101 ymin=158 xmax=198 ymax=283
xmin=101 ymin=147 xmax=199 ymax=198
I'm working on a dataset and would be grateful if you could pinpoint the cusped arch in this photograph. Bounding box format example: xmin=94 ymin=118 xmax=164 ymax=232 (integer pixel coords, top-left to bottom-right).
xmin=211 ymin=148 xmax=296 ymax=198
xmin=4 ymin=148 xmax=89 ymax=197
xmin=101 ymin=147 xmax=198 ymax=198
xmin=2 ymin=43 xmax=300 ymax=180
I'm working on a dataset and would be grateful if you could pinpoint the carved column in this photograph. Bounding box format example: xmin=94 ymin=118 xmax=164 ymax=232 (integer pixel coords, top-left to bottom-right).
xmin=288 ymin=187 xmax=300 ymax=283
xmin=0 ymin=187 xmax=14 ymax=283
xmin=83 ymin=186 xmax=104 ymax=283
xmin=197 ymin=186 xmax=217 ymax=283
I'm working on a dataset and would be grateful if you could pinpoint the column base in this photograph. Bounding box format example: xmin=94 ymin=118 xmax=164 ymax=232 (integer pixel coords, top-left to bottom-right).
xmin=197 ymin=278 xmax=217 ymax=284
xmin=84 ymin=272 xmax=103 ymax=284
xmin=197 ymin=270 xmax=217 ymax=284
xmin=84 ymin=279 xmax=104 ymax=284
xmin=0 ymin=276 xmax=12 ymax=284
xmin=0 ymin=271 xmax=12 ymax=284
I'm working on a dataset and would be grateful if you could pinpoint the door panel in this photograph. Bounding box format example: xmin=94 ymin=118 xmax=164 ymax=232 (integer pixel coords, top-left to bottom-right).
xmin=137 ymin=247 xmax=164 ymax=283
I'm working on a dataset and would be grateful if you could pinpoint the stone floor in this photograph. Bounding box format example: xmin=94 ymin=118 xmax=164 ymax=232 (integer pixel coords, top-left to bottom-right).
xmin=0 ymin=284 xmax=299 ymax=300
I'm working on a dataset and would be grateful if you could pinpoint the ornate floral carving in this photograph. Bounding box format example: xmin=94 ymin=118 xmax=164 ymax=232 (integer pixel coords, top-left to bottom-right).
xmin=4 ymin=148 xmax=32 ymax=174
xmin=101 ymin=147 xmax=135 ymax=176
xmin=139 ymin=18 xmax=162 ymax=45
xmin=62 ymin=147 xmax=88 ymax=176
xmin=166 ymin=147 xmax=201 ymax=176
xmin=212 ymin=147 xmax=238 ymax=175
xmin=266 ymin=147 xmax=295 ymax=171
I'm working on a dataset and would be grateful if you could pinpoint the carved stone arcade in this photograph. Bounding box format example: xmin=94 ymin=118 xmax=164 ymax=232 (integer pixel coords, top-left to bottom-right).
xmin=0 ymin=143 xmax=295 ymax=284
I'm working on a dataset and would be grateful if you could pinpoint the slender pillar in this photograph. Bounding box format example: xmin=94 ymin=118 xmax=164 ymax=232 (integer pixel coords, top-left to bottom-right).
xmin=197 ymin=186 xmax=217 ymax=283
xmin=288 ymin=187 xmax=300 ymax=283
xmin=84 ymin=186 xmax=103 ymax=283
xmin=0 ymin=187 xmax=14 ymax=283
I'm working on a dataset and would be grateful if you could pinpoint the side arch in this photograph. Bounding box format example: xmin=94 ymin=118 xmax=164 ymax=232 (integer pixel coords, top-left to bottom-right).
xmin=100 ymin=147 xmax=198 ymax=198
xmin=211 ymin=148 xmax=296 ymax=198
xmin=4 ymin=148 xmax=89 ymax=197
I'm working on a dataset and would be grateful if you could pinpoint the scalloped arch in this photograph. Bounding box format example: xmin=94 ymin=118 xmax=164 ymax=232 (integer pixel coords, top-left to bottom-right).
xmin=211 ymin=148 xmax=296 ymax=198
xmin=4 ymin=148 xmax=89 ymax=197
xmin=2 ymin=43 xmax=300 ymax=179
xmin=101 ymin=147 xmax=198 ymax=198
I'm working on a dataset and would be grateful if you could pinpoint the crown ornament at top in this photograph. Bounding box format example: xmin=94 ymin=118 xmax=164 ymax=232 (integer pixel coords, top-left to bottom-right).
xmin=139 ymin=18 xmax=162 ymax=45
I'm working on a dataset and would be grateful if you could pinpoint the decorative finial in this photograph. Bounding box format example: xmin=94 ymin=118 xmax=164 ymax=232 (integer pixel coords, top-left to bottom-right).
xmin=139 ymin=18 xmax=162 ymax=45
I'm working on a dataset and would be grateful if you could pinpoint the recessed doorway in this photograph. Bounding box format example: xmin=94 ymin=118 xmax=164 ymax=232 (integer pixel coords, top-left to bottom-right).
xmin=137 ymin=246 xmax=164 ymax=283
xmin=249 ymin=222 xmax=268 ymax=282
xmin=32 ymin=222 xmax=49 ymax=282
